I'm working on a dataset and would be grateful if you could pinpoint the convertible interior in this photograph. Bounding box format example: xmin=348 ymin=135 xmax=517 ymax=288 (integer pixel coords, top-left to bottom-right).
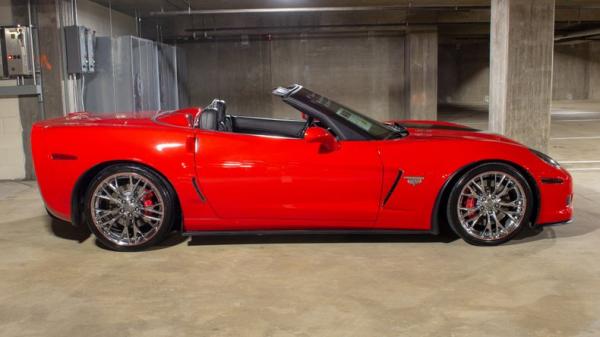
xmin=194 ymin=98 xmax=314 ymax=139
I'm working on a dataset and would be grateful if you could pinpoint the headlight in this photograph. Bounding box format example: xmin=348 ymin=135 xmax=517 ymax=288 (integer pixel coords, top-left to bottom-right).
xmin=530 ymin=149 xmax=561 ymax=168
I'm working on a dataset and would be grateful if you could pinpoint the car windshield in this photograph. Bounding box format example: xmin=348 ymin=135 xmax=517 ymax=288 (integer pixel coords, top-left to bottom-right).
xmin=290 ymin=88 xmax=406 ymax=140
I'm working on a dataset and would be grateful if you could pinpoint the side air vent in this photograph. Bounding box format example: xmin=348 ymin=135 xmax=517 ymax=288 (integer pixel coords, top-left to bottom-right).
xmin=383 ymin=170 xmax=403 ymax=207
xmin=191 ymin=178 xmax=207 ymax=203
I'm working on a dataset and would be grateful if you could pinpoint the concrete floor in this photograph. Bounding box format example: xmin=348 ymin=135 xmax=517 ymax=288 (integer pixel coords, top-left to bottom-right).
xmin=1 ymin=103 xmax=600 ymax=337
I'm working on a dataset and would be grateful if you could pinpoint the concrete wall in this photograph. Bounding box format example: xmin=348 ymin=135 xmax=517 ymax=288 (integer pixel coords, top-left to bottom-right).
xmin=183 ymin=34 xmax=407 ymax=121
xmin=77 ymin=0 xmax=136 ymax=37
xmin=550 ymin=41 xmax=600 ymax=101
xmin=553 ymin=43 xmax=591 ymax=100
xmin=185 ymin=36 xmax=600 ymax=121
xmin=590 ymin=42 xmax=600 ymax=100
xmin=438 ymin=42 xmax=489 ymax=106
xmin=0 ymin=81 xmax=26 ymax=180
xmin=439 ymin=40 xmax=600 ymax=106
xmin=0 ymin=0 xmax=13 ymax=24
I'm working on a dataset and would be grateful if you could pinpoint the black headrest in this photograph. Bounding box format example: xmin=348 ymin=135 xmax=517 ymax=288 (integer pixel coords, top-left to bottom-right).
xmin=198 ymin=108 xmax=218 ymax=130
xmin=196 ymin=98 xmax=227 ymax=131
xmin=207 ymin=99 xmax=226 ymax=117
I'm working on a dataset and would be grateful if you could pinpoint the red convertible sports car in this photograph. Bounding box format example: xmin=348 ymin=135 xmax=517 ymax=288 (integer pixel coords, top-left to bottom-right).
xmin=32 ymin=84 xmax=573 ymax=251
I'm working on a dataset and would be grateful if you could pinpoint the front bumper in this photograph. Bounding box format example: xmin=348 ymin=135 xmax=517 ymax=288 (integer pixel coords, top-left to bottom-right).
xmin=536 ymin=169 xmax=574 ymax=226
xmin=540 ymin=218 xmax=574 ymax=227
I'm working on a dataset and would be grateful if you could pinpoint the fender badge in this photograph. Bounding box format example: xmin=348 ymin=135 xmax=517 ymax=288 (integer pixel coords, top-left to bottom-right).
xmin=405 ymin=176 xmax=424 ymax=186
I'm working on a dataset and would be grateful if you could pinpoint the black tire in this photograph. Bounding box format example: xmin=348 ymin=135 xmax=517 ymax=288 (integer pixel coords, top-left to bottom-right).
xmin=83 ymin=164 xmax=177 ymax=251
xmin=446 ymin=163 xmax=534 ymax=246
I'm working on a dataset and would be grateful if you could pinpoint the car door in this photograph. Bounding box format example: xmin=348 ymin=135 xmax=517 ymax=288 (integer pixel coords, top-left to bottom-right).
xmin=193 ymin=130 xmax=382 ymax=228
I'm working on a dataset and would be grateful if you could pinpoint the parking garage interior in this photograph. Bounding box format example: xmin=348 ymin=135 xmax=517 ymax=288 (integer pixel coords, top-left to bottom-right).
xmin=1 ymin=0 xmax=600 ymax=336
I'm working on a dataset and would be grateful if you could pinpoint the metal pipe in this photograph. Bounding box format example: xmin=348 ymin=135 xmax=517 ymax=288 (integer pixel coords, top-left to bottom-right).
xmin=109 ymin=0 xmax=113 ymax=37
xmin=181 ymin=22 xmax=488 ymax=37
xmin=28 ymin=0 xmax=45 ymax=119
xmin=170 ymin=30 xmax=405 ymax=43
xmin=72 ymin=0 xmax=78 ymax=25
xmin=57 ymin=0 xmax=71 ymax=115
xmin=147 ymin=4 xmax=600 ymax=17
xmin=109 ymin=0 xmax=117 ymax=113
xmin=186 ymin=22 xmax=410 ymax=32
xmin=149 ymin=5 xmax=489 ymax=16
xmin=27 ymin=0 xmax=36 ymax=86
xmin=185 ymin=23 xmax=409 ymax=35
xmin=555 ymin=28 xmax=600 ymax=41
xmin=135 ymin=9 xmax=140 ymax=37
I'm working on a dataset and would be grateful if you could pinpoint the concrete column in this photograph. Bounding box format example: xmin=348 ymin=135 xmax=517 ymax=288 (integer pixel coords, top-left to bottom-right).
xmin=405 ymin=26 xmax=438 ymax=120
xmin=489 ymin=0 xmax=555 ymax=151
xmin=36 ymin=0 xmax=68 ymax=119
xmin=10 ymin=0 xmax=67 ymax=179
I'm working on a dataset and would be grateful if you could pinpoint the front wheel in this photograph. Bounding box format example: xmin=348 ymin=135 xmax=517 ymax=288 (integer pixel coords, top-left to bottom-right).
xmin=83 ymin=164 xmax=177 ymax=251
xmin=447 ymin=163 xmax=534 ymax=246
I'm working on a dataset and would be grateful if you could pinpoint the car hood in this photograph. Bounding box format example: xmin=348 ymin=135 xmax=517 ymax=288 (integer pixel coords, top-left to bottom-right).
xmin=392 ymin=120 xmax=523 ymax=146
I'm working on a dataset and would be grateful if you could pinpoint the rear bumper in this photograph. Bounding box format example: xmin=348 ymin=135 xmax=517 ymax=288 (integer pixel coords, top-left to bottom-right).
xmin=45 ymin=205 xmax=72 ymax=223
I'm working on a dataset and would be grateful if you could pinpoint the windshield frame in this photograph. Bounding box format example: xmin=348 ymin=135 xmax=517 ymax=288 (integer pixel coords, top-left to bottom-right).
xmin=286 ymin=87 xmax=406 ymax=141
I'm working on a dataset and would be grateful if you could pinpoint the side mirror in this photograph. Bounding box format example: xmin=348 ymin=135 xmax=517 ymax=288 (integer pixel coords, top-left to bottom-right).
xmin=304 ymin=127 xmax=339 ymax=153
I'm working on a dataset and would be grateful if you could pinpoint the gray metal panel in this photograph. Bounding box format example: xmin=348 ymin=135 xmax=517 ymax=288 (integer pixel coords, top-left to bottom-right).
xmin=130 ymin=37 xmax=160 ymax=112
xmin=158 ymin=42 xmax=178 ymax=110
xmin=0 ymin=84 xmax=41 ymax=97
xmin=113 ymin=36 xmax=135 ymax=112
xmin=84 ymin=37 xmax=115 ymax=112
xmin=64 ymin=25 xmax=96 ymax=74
xmin=84 ymin=35 xmax=182 ymax=114
xmin=64 ymin=25 xmax=88 ymax=74
xmin=176 ymin=46 xmax=189 ymax=107
xmin=143 ymin=38 xmax=161 ymax=111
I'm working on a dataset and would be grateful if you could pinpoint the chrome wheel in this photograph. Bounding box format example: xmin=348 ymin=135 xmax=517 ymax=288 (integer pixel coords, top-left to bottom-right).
xmin=90 ymin=173 xmax=165 ymax=247
xmin=457 ymin=171 xmax=527 ymax=241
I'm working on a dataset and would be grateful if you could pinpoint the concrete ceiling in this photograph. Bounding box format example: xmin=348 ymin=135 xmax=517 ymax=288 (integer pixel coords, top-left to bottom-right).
xmin=89 ymin=0 xmax=600 ymax=43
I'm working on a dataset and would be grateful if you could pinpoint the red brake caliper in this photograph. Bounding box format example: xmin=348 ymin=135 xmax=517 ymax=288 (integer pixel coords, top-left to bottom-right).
xmin=142 ymin=190 xmax=155 ymax=216
xmin=465 ymin=197 xmax=477 ymax=218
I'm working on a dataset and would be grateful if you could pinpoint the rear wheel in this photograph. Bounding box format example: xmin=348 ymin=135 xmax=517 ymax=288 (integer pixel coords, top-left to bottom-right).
xmin=83 ymin=164 xmax=176 ymax=251
xmin=447 ymin=163 xmax=534 ymax=246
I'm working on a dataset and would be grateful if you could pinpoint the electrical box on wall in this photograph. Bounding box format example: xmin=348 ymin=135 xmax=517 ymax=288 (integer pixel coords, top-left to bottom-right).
xmin=64 ymin=25 xmax=95 ymax=74
xmin=2 ymin=26 xmax=33 ymax=77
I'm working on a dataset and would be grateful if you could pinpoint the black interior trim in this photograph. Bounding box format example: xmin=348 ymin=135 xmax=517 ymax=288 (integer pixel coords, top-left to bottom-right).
xmin=231 ymin=116 xmax=306 ymax=138
xmin=183 ymin=229 xmax=432 ymax=236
